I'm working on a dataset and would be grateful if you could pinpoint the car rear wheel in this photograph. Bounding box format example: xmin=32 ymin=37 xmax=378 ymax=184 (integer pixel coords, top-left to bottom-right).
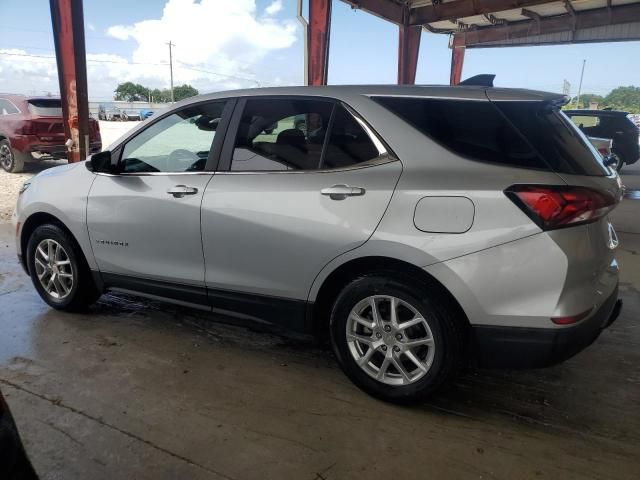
xmin=330 ymin=274 xmax=463 ymax=403
xmin=26 ymin=224 xmax=100 ymax=311
xmin=0 ymin=139 xmax=28 ymax=173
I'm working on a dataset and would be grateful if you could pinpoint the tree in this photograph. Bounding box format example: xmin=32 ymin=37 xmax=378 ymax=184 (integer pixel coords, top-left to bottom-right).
xmin=603 ymin=86 xmax=640 ymax=113
xmin=173 ymin=84 xmax=199 ymax=101
xmin=114 ymin=82 xmax=149 ymax=102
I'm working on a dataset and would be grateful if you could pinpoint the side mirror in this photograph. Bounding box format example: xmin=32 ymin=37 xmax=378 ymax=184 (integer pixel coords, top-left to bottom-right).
xmin=86 ymin=150 xmax=118 ymax=174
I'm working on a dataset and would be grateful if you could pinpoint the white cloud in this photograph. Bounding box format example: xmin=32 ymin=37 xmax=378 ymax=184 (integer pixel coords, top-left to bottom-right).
xmin=87 ymin=23 xmax=96 ymax=31
xmin=265 ymin=0 xmax=283 ymax=15
xmin=0 ymin=0 xmax=299 ymax=100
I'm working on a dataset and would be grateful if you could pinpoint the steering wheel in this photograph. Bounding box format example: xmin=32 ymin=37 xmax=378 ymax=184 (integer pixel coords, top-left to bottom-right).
xmin=167 ymin=149 xmax=200 ymax=171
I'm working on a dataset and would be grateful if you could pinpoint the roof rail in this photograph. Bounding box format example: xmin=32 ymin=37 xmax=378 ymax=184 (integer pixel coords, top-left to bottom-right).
xmin=458 ymin=74 xmax=495 ymax=87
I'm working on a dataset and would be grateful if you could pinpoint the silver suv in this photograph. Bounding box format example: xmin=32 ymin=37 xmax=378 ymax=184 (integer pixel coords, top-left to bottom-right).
xmin=13 ymin=86 xmax=624 ymax=402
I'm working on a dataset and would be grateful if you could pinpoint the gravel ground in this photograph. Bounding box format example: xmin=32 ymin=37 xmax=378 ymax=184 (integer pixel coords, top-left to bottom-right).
xmin=0 ymin=121 xmax=139 ymax=222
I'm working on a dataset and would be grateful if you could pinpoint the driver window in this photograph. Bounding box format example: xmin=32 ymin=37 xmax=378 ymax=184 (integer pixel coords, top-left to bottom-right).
xmin=120 ymin=101 xmax=226 ymax=173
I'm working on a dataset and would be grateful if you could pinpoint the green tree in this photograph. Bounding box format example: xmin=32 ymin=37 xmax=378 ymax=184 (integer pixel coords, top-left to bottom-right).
xmin=114 ymin=82 xmax=149 ymax=102
xmin=173 ymin=84 xmax=199 ymax=101
xmin=603 ymin=86 xmax=640 ymax=113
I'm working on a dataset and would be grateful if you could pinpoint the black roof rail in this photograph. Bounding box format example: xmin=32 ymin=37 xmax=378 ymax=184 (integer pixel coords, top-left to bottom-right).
xmin=458 ymin=74 xmax=495 ymax=87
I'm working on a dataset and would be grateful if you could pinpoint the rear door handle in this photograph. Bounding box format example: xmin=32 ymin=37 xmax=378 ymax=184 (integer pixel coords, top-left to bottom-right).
xmin=320 ymin=184 xmax=366 ymax=200
xmin=167 ymin=185 xmax=198 ymax=198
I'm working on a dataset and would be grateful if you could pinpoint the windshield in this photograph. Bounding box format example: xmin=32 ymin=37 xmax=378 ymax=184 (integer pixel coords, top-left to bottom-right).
xmin=27 ymin=99 xmax=62 ymax=116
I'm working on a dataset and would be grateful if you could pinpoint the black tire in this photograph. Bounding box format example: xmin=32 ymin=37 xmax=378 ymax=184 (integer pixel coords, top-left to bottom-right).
xmin=330 ymin=274 xmax=464 ymax=403
xmin=26 ymin=224 xmax=100 ymax=311
xmin=0 ymin=139 xmax=28 ymax=173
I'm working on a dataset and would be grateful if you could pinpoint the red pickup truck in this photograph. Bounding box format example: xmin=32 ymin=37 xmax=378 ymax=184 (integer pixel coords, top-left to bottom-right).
xmin=0 ymin=94 xmax=101 ymax=173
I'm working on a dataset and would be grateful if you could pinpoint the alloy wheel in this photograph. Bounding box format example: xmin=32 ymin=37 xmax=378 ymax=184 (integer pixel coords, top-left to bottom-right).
xmin=0 ymin=144 xmax=13 ymax=170
xmin=346 ymin=295 xmax=436 ymax=386
xmin=34 ymin=239 xmax=74 ymax=300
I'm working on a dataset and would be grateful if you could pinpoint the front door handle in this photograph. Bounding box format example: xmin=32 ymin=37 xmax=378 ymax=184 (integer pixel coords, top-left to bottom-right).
xmin=320 ymin=184 xmax=366 ymax=200
xmin=167 ymin=185 xmax=198 ymax=198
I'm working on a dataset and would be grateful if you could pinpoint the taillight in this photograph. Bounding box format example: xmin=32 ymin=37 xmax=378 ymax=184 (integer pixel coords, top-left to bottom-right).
xmin=597 ymin=147 xmax=608 ymax=156
xmin=505 ymin=184 xmax=616 ymax=230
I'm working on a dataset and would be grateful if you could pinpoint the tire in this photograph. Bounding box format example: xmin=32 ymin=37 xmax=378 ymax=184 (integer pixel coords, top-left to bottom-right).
xmin=330 ymin=274 xmax=464 ymax=403
xmin=0 ymin=139 xmax=28 ymax=173
xmin=26 ymin=224 xmax=100 ymax=311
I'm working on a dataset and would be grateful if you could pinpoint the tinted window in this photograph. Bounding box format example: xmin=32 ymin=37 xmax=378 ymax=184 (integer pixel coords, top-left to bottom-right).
xmin=568 ymin=115 xmax=599 ymax=128
xmin=0 ymin=99 xmax=20 ymax=115
xmin=27 ymin=99 xmax=62 ymax=116
xmin=373 ymin=97 xmax=542 ymax=170
xmin=323 ymin=106 xmax=379 ymax=169
xmin=231 ymin=98 xmax=332 ymax=171
xmin=497 ymin=103 xmax=608 ymax=176
xmin=121 ymin=102 xmax=225 ymax=173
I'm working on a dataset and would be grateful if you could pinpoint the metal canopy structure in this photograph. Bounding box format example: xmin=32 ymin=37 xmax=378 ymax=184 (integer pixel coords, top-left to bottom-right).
xmin=333 ymin=0 xmax=640 ymax=85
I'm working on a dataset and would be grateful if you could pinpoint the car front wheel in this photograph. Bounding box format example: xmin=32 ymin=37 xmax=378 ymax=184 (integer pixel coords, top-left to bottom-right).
xmin=26 ymin=224 xmax=100 ymax=311
xmin=330 ymin=275 xmax=463 ymax=403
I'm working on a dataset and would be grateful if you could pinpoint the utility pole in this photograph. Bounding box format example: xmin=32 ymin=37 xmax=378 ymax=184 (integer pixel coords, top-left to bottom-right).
xmin=576 ymin=59 xmax=586 ymax=109
xmin=166 ymin=40 xmax=175 ymax=103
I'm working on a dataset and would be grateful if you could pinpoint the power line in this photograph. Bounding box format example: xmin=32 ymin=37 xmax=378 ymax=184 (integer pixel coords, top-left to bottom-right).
xmin=175 ymin=61 xmax=263 ymax=86
xmin=0 ymin=51 xmax=168 ymax=66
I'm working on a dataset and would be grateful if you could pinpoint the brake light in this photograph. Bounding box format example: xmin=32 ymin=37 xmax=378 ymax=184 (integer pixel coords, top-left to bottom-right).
xmin=551 ymin=307 xmax=592 ymax=325
xmin=597 ymin=147 xmax=608 ymax=156
xmin=505 ymin=185 xmax=616 ymax=230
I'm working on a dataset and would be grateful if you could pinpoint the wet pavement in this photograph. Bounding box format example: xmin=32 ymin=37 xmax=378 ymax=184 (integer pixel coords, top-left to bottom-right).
xmin=1 ymin=164 xmax=639 ymax=479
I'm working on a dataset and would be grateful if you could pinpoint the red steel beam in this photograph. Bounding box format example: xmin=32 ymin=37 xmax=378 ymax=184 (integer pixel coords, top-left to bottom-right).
xmin=50 ymin=0 xmax=90 ymax=162
xmin=459 ymin=3 xmax=640 ymax=46
xmin=449 ymin=36 xmax=466 ymax=85
xmin=308 ymin=0 xmax=332 ymax=86
xmin=398 ymin=24 xmax=422 ymax=84
xmin=410 ymin=0 xmax=557 ymax=25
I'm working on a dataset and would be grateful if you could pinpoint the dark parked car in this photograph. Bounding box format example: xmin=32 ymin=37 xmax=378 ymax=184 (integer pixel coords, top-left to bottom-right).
xmin=0 ymin=94 xmax=101 ymax=173
xmin=565 ymin=109 xmax=639 ymax=171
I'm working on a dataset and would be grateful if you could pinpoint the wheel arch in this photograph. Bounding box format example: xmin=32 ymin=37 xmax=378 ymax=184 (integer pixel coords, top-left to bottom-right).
xmin=309 ymin=255 xmax=472 ymax=343
xmin=20 ymin=212 xmax=82 ymax=274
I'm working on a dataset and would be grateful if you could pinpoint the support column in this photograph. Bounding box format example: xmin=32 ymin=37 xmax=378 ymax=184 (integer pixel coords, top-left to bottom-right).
xmin=397 ymin=24 xmax=421 ymax=85
xmin=308 ymin=0 xmax=332 ymax=86
xmin=50 ymin=0 xmax=89 ymax=162
xmin=449 ymin=35 xmax=466 ymax=86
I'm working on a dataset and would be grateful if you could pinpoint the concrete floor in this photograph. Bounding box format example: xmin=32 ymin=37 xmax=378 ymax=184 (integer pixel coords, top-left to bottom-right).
xmin=1 ymin=166 xmax=639 ymax=480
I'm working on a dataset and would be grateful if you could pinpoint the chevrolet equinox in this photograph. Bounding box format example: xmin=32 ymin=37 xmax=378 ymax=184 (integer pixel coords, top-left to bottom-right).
xmin=13 ymin=85 xmax=624 ymax=402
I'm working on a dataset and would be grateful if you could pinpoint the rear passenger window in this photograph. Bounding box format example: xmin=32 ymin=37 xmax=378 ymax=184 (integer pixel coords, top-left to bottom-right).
xmin=231 ymin=99 xmax=332 ymax=171
xmin=323 ymin=106 xmax=380 ymax=169
xmin=0 ymin=99 xmax=19 ymax=115
xmin=373 ymin=97 xmax=542 ymax=170
xmin=230 ymin=99 xmax=381 ymax=171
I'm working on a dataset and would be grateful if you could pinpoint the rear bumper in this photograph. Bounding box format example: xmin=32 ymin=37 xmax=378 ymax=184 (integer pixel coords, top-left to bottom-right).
xmin=12 ymin=135 xmax=101 ymax=157
xmin=473 ymin=286 xmax=622 ymax=369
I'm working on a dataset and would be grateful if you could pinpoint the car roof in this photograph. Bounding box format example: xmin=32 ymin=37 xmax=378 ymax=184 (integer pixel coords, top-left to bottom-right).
xmin=564 ymin=109 xmax=629 ymax=116
xmin=173 ymin=84 xmax=565 ymax=109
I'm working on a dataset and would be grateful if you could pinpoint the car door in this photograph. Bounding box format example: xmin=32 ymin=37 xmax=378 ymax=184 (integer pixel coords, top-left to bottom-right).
xmin=87 ymin=99 xmax=233 ymax=302
xmin=200 ymin=97 xmax=402 ymax=327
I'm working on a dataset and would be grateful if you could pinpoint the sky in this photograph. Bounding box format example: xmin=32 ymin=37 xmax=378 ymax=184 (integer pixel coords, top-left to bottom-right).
xmin=0 ymin=0 xmax=638 ymax=101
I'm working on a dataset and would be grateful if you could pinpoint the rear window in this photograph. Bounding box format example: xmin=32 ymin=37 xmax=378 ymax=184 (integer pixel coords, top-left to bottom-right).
xmin=27 ymin=99 xmax=62 ymax=116
xmin=372 ymin=97 xmax=543 ymax=170
xmin=373 ymin=96 xmax=608 ymax=176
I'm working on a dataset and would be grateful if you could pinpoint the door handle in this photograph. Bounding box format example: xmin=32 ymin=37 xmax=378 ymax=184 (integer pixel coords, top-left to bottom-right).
xmin=167 ymin=185 xmax=198 ymax=198
xmin=320 ymin=184 xmax=366 ymax=200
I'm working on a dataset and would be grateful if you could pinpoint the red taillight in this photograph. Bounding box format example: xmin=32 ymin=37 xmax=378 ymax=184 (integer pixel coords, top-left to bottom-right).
xmin=597 ymin=147 xmax=608 ymax=156
xmin=505 ymin=185 xmax=616 ymax=230
xmin=551 ymin=308 xmax=592 ymax=325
